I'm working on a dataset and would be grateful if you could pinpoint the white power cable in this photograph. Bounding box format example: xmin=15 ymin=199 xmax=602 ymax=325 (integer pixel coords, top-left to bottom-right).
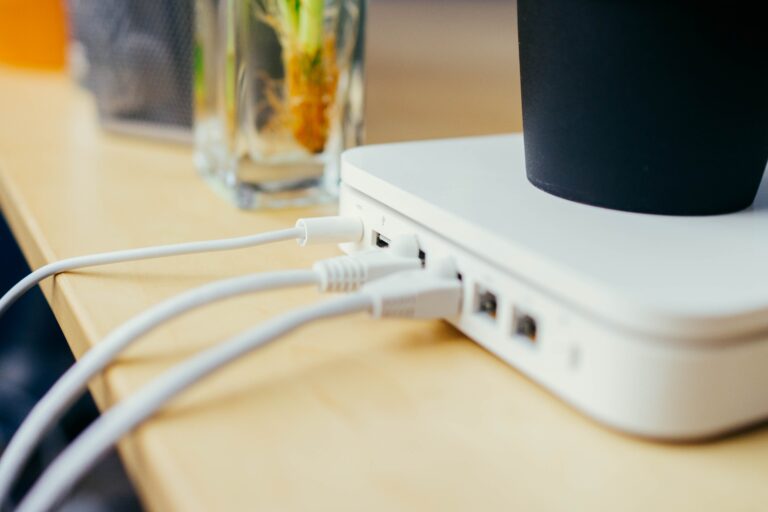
xmin=0 ymin=216 xmax=363 ymax=320
xmin=0 ymin=237 xmax=421 ymax=506
xmin=15 ymin=265 xmax=462 ymax=512
xmin=0 ymin=271 xmax=316 ymax=505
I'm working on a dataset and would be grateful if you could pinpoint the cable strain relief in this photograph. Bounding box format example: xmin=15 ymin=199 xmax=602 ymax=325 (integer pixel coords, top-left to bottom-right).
xmin=313 ymin=257 xmax=367 ymax=293
xmin=296 ymin=217 xmax=364 ymax=246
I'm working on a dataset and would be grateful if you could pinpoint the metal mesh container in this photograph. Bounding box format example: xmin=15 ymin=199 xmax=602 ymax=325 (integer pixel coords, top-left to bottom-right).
xmin=67 ymin=0 xmax=194 ymax=142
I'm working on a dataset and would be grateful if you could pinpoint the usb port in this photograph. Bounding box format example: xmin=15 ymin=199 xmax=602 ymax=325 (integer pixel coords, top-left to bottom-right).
xmin=373 ymin=232 xmax=390 ymax=248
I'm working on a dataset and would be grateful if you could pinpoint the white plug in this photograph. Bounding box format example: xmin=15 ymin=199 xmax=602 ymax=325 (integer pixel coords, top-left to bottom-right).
xmin=362 ymin=256 xmax=462 ymax=319
xmin=313 ymin=235 xmax=423 ymax=292
xmin=295 ymin=216 xmax=364 ymax=246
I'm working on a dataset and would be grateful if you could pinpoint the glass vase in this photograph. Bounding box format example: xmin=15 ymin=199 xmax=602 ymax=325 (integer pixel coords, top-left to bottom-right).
xmin=194 ymin=0 xmax=365 ymax=209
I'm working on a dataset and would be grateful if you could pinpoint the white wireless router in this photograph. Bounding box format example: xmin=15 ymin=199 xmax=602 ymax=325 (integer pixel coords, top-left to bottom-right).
xmin=338 ymin=134 xmax=768 ymax=441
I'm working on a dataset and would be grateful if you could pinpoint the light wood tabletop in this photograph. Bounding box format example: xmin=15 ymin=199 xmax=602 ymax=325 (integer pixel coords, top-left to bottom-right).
xmin=1 ymin=2 xmax=767 ymax=511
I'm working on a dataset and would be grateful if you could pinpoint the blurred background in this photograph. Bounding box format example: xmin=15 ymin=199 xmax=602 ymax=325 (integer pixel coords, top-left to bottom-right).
xmin=366 ymin=0 xmax=520 ymax=142
xmin=0 ymin=0 xmax=519 ymax=509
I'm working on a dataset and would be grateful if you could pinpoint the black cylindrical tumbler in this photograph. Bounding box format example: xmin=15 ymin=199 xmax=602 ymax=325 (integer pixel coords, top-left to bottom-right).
xmin=517 ymin=0 xmax=768 ymax=215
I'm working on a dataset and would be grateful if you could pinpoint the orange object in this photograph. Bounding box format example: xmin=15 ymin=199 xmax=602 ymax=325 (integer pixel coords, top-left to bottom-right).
xmin=0 ymin=0 xmax=67 ymax=70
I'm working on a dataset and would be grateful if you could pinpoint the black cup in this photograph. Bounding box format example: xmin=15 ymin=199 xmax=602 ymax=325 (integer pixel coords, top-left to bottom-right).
xmin=518 ymin=0 xmax=768 ymax=215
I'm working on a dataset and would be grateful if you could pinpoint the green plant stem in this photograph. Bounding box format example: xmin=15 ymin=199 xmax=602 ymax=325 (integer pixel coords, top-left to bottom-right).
xmin=276 ymin=0 xmax=299 ymax=38
xmin=298 ymin=0 xmax=324 ymax=55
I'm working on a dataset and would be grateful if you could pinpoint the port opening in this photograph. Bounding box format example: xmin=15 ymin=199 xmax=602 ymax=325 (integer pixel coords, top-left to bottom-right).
xmin=513 ymin=310 xmax=538 ymax=343
xmin=373 ymin=231 xmax=427 ymax=267
xmin=373 ymin=231 xmax=390 ymax=248
xmin=474 ymin=286 xmax=498 ymax=321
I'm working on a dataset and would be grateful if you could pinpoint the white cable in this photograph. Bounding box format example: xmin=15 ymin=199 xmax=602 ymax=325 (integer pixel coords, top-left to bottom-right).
xmin=15 ymin=265 xmax=462 ymax=512
xmin=0 ymin=270 xmax=318 ymax=505
xmin=14 ymin=295 xmax=371 ymax=512
xmin=0 ymin=216 xmax=363 ymax=320
xmin=0 ymin=237 xmax=420 ymax=506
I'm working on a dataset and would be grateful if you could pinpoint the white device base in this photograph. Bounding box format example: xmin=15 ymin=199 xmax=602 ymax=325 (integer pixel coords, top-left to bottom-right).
xmin=338 ymin=134 xmax=768 ymax=441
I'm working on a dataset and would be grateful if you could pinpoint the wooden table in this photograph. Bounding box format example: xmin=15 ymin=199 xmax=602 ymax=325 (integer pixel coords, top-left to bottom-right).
xmin=1 ymin=2 xmax=767 ymax=510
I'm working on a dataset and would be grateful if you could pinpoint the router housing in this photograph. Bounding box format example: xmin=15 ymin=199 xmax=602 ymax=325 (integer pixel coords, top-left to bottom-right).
xmin=338 ymin=134 xmax=768 ymax=440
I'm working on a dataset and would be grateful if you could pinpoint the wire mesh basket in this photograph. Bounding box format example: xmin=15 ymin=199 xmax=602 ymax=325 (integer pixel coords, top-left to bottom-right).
xmin=67 ymin=0 xmax=194 ymax=142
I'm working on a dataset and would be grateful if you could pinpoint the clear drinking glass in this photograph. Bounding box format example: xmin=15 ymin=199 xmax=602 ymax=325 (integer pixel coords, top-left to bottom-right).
xmin=194 ymin=0 xmax=365 ymax=209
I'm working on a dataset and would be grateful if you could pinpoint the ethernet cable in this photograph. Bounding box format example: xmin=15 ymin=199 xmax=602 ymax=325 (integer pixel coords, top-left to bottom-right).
xmin=0 ymin=216 xmax=363 ymax=320
xmin=0 ymin=237 xmax=422 ymax=506
xmin=15 ymin=263 xmax=463 ymax=512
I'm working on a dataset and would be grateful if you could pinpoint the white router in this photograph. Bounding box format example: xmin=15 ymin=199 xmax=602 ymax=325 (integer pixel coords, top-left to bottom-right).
xmin=338 ymin=134 xmax=768 ymax=441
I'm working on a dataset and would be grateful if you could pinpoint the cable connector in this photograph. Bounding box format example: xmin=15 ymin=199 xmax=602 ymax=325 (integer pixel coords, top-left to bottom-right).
xmin=10 ymin=257 xmax=462 ymax=512
xmin=361 ymin=258 xmax=463 ymax=319
xmin=295 ymin=216 xmax=364 ymax=246
xmin=313 ymin=235 xmax=422 ymax=292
